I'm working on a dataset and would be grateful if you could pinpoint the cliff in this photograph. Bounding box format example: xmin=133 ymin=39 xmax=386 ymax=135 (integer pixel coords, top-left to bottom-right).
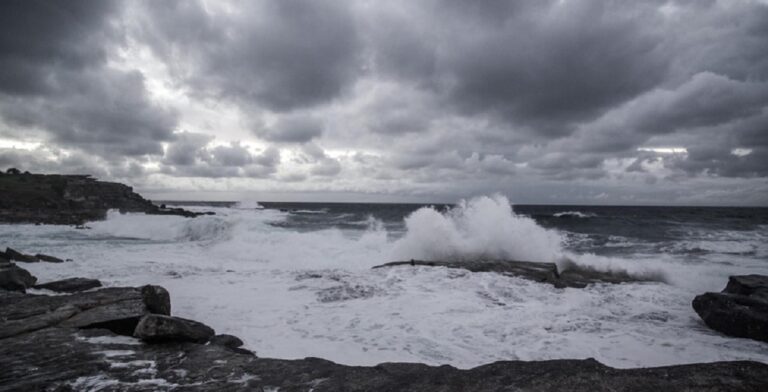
xmin=0 ymin=171 xmax=206 ymax=225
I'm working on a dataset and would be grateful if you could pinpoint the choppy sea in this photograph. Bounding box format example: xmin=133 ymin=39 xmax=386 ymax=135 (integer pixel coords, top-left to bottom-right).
xmin=4 ymin=195 xmax=767 ymax=368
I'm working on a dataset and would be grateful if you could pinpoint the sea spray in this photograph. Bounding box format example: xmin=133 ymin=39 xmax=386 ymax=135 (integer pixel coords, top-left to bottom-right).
xmin=390 ymin=194 xmax=564 ymax=262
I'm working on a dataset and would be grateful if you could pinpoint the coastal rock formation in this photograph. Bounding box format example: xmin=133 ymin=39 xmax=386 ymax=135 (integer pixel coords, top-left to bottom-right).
xmin=0 ymin=171 xmax=211 ymax=225
xmin=1 ymin=252 xmax=766 ymax=390
xmin=372 ymin=259 xmax=656 ymax=288
xmin=0 ymin=325 xmax=767 ymax=391
xmin=693 ymin=275 xmax=768 ymax=343
xmin=34 ymin=277 xmax=102 ymax=293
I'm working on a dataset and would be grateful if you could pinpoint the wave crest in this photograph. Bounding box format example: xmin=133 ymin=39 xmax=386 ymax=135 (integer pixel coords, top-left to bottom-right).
xmin=391 ymin=195 xmax=564 ymax=262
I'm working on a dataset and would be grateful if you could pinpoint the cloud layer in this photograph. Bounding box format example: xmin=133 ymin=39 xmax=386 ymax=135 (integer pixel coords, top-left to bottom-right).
xmin=1 ymin=0 xmax=767 ymax=205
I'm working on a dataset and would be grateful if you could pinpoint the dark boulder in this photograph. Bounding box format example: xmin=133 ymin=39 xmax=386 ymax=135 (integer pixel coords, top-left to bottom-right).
xmin=34 ymin=277 xmax=102 ymax=293
xmin=134 ymin=314 xmax=215 ymax=344
xmin=0 ymin=262 xmax=37 ymax=292
xmin=34 ymin=253 xmax=64 ymax=263
xmin=724 ymin=275 xmax=768 ymax=301
xmin=693 ymin=275 xmax=768 ymax=343
xmin=4 ymin=247 xmax=39 ymax=263
xmin=210 ymin=334 xmax=244 ymax=349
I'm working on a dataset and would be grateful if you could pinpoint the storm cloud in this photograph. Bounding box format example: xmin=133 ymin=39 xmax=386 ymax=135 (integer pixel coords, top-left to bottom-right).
xmin=0 ymin=0 xmax=766 ymax=205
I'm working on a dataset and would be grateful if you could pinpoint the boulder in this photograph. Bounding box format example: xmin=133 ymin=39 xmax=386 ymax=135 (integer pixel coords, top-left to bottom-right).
xmin=34 ymin=253 xmax=64 ymax=263
xmin=210 ymin=334 xmax=244 ymax=349
xmin=693 ymin=275 xmax=768 ymax=343
xmin=0 ymin=262 xmax=37 ymax=292
xmin=4 ymin=247 xmax=38 ymax=263
xmin=134 ymin=314 xmax=215 ymax=344
xmin=33 ymin=277 xmax=102 ymax=293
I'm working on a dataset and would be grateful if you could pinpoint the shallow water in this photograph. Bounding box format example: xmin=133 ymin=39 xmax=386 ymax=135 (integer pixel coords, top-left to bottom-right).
xmin=4 ymin=195 xmax=768 ymax=368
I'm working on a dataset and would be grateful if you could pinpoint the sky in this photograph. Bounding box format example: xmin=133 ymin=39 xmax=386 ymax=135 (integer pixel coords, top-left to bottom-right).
xmin=0 ymin=0 xmax=767 ymax=205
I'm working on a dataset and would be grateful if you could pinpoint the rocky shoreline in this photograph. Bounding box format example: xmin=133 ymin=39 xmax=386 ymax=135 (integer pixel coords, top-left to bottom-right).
xmin=0 ymin=170 xmax=210 ymax=225
xmin=2 ymin=247 xmax=768 ymax=390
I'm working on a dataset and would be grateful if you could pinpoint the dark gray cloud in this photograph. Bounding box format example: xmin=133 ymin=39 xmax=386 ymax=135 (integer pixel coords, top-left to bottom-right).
xmin=0 ymin=0 xmax=177 ymax=157
xmin=257 ymin=114 xmax=324 ymax=143
xmin=133 ymin=0 xmax=362 ymax=112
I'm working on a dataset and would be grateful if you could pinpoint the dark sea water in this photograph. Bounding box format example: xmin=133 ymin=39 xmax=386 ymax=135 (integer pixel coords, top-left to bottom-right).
xmin=171 ymin=200 xmax=768 ymax=262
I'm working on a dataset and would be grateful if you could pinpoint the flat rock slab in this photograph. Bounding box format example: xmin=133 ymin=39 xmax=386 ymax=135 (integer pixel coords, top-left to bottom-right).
xmin=373 ymin=260 xmax=654 ymax=288
xmin=1 ymin=327 xmax=767 ymax=391
xmin=34 ymin=277 xmax=102 ymax=293
xmin=693 ymin=275 xmax=768 ymax=343
xmin=134 ymin=314 xmax=215 ymax=344
xmin=0 ymin=285 xmax=170 ymax=338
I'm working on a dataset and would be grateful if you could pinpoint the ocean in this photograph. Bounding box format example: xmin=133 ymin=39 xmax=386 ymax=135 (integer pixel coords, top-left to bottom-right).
xmin=4 ymin=195 xmax=768 ymax=369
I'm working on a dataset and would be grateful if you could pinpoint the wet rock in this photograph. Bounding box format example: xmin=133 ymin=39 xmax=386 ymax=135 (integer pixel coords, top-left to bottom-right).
xmin=34 ymin=277 xmax=102 ymax=293
xmin=4 ymin=247 xmax=39 ymax=263
xmin=724 ymin=275 xmax=768 ymax=301
xmin=1 ymin=326 xmax=767 ymax=391
xmin=0 ymin=285 xmax=170 ymax=338
xmin=372 ymin=259 xmax=654 ymax=288
xmin=0 ymin=262 xmax=37 ymax=292
xmin=34 ymin=253 xmax=64 ymax=263
xmin=134 ymin=314 xmax=215 ymax=344
xmin=693 ymin=275 xmax=768 ymax=343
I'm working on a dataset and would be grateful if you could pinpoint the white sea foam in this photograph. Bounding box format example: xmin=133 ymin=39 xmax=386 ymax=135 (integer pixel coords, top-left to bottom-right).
xmin=553 ymin=211 xmax=597 ymax=218
xmin=8 ymin=195 xmax=768 ymax=370
xmin=391 ymin=195 xmax=564 ymax=263
xmin=234 ymin=200 xmax=264 ymax=209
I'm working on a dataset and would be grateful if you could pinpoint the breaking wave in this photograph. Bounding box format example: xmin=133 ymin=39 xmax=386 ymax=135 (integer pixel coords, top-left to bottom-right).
xmin=553 ymin=211 xmax=597 ymax=218
xmin=390 ymin=195 xmax=564 ymax=263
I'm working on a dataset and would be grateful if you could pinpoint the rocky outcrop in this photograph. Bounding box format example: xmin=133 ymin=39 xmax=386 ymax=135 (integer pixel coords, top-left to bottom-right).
xmin=134 ymin=314 xmax=215 ymax=344
xmin=0 ymin=171 xmax=211 ymax=225
xmin=372 ymin=259 xmax=658 ymax=288
xmin=693 ymin=275 xmax=768 ymax=343
xmin=0 ymin=325 xmax=766 ymax=391
xmin=0 ymin=285 xmax=170 ymax=338
xmin=2 ymin=258 xmax=767 ymax=390
xmin=34 ymin=277 xmax=102 ymax=293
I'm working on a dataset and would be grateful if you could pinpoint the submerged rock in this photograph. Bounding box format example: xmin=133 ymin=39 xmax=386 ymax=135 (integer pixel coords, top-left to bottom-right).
xmin=134 ymin=314 xmax=215 ymax=344
xmin=0 ymin=262 xmax=37 ymax=292
xmin=34 ymin=277 xmax=102 ymax=293
xmin=372 ymin=259 xmax=654 ymax=288
xmin=34 ymin=253 xmax=64 ymax=263
xmin=693 ymin=274 xmax=768 ymax=343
